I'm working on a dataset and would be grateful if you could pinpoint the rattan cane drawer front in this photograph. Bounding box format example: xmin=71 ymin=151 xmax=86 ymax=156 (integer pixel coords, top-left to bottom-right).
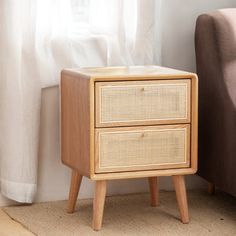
xmin=95 ymin=124 xmax=190 ymax=173
xmin=95 ymin=80 xmax=191 ymax=127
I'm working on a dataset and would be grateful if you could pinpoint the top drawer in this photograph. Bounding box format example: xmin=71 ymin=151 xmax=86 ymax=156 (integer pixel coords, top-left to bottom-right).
xmin=95 ymin=80 xmax=191 ymax=127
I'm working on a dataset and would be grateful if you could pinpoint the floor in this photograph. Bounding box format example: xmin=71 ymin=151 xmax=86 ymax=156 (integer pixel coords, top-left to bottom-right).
xmin=0 ymin=209 xmax=34 ymax=236
xmin=1 ymin=190 xmax=236 ymax=236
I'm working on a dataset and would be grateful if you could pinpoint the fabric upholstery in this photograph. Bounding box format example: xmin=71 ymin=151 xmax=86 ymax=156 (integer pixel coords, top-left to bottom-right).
xmin=195 ymin=9 xmax=236 ymax=197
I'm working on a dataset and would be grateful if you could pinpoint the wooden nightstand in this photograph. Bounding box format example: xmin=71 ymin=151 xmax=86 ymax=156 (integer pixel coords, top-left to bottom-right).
xmin=61 ymin=66 xmax=198 ymax=231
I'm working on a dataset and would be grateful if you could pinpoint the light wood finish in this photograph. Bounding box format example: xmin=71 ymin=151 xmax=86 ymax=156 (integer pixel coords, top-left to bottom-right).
xmin=208 ymin=182 xmax=215 ymax=195
xmin=90 ymin=168 xmax=197 ymax=181
xmin=148 ymin=177 xmax=159 ymax=207
xmin=68 ymin=66 xmax=196 ymax=80
xmin=96 ymin=80 xmax=191 ymax=127
xmin=95 ymin=124 xmax=190 ymax=173
xmin=61 ymin=66 xmax=198 ymax=180
xmin=92 ymin=181 xmax=107 ymax=231
xmin=61 ymin=66 xmax=198 ymax=230
xmin=67 ymin=170 xmax=83 ymax=213
xmin=61 ymin=71 xmax=92 ymax=177
xmin=89 ymin=79 xmax=96 ymax=176
xmin=172 ymin=175 xmax=189 ymax=224
xmin=190 ymin=75 xmax=198 ymax=173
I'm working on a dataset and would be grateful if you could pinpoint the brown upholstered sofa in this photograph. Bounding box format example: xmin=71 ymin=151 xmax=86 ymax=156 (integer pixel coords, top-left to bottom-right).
xmin=195 ymin=9 xmax=236 ymax=197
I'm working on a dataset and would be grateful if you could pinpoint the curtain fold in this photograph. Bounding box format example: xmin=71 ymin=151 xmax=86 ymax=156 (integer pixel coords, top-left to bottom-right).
xmin=0 ymin=0 xmax=160 ymax=203
xmin=0 ymin=0 xmax=40 ymax=203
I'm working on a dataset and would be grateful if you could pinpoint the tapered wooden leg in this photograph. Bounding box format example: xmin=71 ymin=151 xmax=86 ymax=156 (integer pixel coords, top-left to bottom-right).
xmin=67 ymin=169 xmax=83 ymax=213
xmin=208 ymin=182 xmax=215 ymax=195
xmin=148 ymin=177 xmax=159 ymax=207
xmin=172 ymin=175 xmax=189 ymax=224
xmin=92 ymin=180 xmax=107 ymax=231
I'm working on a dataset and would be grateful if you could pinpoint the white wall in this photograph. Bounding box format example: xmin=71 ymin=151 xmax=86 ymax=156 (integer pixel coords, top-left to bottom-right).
xmin=1 ymin=0 xmax=236 ymax=206
xmin=161 ymin=0 xmax=236 ymax=71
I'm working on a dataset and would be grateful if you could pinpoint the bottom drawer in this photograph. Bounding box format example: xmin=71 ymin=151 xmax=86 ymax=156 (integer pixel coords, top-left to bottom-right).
xmin=95 ymin=124 xmax=190 ymax=173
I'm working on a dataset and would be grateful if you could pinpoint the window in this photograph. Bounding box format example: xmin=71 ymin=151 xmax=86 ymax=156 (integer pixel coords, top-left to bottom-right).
xmin=71 ymin=0 xmax=90 ymax=35
xmin=70 ymin=0 xmax=137 ymax=37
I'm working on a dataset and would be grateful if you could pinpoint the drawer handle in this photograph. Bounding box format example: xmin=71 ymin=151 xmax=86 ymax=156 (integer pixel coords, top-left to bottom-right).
xmin=140 ymin=132 xmax=147 ymax=138
xmin=140 ymin=87 xmax=156 ymax=94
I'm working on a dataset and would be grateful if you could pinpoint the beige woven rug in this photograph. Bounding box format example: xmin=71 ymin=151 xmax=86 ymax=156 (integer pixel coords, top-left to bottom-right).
xmin=3 ymin=191 xmax=236 ymax=236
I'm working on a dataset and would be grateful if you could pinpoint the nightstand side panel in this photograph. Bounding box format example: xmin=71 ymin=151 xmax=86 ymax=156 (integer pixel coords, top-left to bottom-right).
xmin=190 ymin=75 xmax=198 ymax=173
xmin=61 ymin=71 xmax=91 ymax=177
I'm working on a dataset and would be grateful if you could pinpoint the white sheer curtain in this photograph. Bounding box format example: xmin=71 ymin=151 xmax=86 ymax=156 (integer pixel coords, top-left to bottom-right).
xmin=0 ymin=0 xmax=161 ymax=203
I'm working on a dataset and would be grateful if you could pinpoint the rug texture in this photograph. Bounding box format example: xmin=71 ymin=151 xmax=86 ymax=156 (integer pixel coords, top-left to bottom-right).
xmin=3 ymin=191 xmax=236 ymax=236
